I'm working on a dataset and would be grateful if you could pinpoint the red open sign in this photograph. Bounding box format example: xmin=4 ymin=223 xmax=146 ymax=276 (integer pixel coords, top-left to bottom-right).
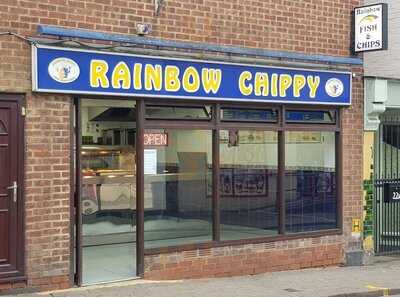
xmin=144 ymin=133 xmax=168 ymax=146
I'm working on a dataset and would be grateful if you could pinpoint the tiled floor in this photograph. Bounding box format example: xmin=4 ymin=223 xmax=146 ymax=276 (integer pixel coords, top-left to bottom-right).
xmin=82 ymin=243 xmax=137 ymax=285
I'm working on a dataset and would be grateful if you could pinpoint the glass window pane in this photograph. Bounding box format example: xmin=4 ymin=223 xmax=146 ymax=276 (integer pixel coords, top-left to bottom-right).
xmin=221 ymin=108 xmax=278 ymax=122
xmin=285 ymin=131 xmax=337 ymax=233
xmin=145 ymin=105 xmax=212 ymax=120
xmin=144 ymin=129 xmax=212 ymax=248
xmin=219 ymin=130 xmax=278 ymax=241
xmin=80 ymin=98 xmax=137 ymax=285
xmin=285 ymin=110 xmax=336 ymax=124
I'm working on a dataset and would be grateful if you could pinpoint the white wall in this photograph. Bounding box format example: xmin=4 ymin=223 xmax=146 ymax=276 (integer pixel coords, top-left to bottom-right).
xmin=286 ymin=131 xmax=336 ymax=169
xmin=161 ymin=130 xmax=335 ymax=170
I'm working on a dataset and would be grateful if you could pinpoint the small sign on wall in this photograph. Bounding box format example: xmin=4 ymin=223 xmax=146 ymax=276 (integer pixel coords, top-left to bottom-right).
xmin=384 ymin=183 xmax=400 ymax=203
xmin=352 ymin=218 xmax=362 ymax=233
xmin=353 ymin=3 xmax=388 ymax=53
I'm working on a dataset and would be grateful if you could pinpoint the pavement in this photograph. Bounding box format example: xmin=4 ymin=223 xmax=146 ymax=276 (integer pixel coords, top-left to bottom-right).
xmin=3 ymin=255 xmax=400 ymax=297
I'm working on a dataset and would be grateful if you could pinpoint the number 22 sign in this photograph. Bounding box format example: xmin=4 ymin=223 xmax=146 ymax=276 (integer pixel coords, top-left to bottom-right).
xmin=384 ymin=183 xmax=400 ymax=203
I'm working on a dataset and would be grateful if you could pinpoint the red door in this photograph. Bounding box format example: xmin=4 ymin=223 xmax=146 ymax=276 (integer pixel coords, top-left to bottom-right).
xmin=0 ymin=98 xmax=24 ymax=279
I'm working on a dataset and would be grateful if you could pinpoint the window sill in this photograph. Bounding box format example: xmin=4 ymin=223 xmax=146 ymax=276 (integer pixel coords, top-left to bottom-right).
xmin=144 ymin=228 xmax=343 ymax=255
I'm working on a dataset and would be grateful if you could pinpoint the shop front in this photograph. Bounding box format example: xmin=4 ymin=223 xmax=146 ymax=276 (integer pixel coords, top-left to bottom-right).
xmin=31 ymin=44 xmax=353 ymax=286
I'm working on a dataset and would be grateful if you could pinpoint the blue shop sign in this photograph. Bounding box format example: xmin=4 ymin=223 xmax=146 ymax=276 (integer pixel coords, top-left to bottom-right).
xmin=32 ymin=45 xmax=352 ymax=105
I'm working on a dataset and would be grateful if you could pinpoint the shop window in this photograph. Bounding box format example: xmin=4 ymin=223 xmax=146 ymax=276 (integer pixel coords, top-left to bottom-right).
xmin=76 ymin=99 xmax=342 ymax=278
xmin=144 ymin=129 xmax=213 ymax=248
xmin=139 ymin=106 xmax=340 ymax=250
xmin=219 ymin=130 xmax=278 ymax=240
xmin=221 ymin=108 xmax=278 ymax=122
xmin=285 ymin=110 xmax=336 ymax=124
xmin=285 ymin=131 xmax=337 ymax=233
xmin=145 ymin=105 xmax=212 ymax=120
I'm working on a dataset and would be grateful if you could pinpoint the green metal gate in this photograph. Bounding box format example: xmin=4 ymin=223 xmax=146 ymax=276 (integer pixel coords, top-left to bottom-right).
xmin=374 ymin=116 xmax=400 ymax=254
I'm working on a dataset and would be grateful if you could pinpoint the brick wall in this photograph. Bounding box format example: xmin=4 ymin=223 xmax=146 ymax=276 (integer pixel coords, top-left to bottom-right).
xmin=0 ymin=0 xmax=363 ymax=291
xmin=145 ymin=237 xmax=344 ymax=280
xmin=24 ymin=93 xmax=71 ymax=290
xmin=1 ymin=0 xmax=359 ymax=56
xmin=342 ymin=67 xmax=364 ymax=252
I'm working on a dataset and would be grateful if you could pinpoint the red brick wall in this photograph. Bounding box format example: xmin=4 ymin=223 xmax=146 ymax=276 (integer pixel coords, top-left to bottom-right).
xmin=24 ymin=93 xmax=71 ymax=290
xmin=145 ymin=238 xmax=344 ymax=280
xmin=1 ymin=0 xmax=359 ymax=57
xmin=0 ymin=0 xmax=363 ymax=291
xmin=342 ymin=66 xmax=364 ymax=251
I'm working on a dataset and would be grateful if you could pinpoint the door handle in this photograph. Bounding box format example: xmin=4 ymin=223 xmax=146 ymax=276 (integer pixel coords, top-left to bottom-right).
xmin=6 ymin=181 xmax=17 ymax=203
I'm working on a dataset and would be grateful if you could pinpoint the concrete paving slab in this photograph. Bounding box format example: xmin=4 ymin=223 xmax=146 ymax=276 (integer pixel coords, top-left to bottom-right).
xmin=2 ymin=256 xmax=400 ymax=297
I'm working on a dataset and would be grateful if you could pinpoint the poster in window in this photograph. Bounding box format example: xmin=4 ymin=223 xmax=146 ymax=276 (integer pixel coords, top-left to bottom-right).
xmin=286 ymin=132 xmax=321 ymax=143
xmin=233 ymin=169 xmax=268 ymax=197
xmin=207 ymin=168 xmax=234 ymax=197
xmin=207 ymin=168 xmax=268 ymax=198
xmin=144 ymin=149 xmax=157 ymax=175
xmin=316 ymin=171 xmax=335 ymax=194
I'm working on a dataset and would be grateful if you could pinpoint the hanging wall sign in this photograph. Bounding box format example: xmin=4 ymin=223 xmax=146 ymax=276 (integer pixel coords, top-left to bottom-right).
xmin=353 ymin=3 xmax=388 ymax=53
xmin=32 ymin=45 xmax=352 ymax=105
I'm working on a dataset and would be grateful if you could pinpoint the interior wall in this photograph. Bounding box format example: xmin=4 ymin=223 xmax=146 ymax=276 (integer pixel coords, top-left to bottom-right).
xmin=81 ymin=102 xmax=137 ymax=143
xmin=286 ymin=131 xmax=336 ymax=169
xmin=161 ymin=130 xmax=335 ymax=169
